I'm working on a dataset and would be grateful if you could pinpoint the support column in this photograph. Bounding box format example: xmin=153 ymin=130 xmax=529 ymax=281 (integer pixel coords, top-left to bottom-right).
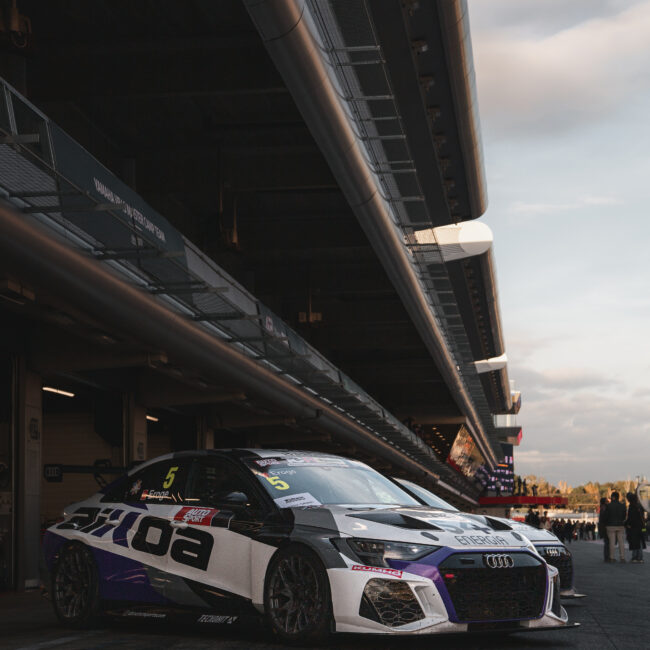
xmin=124 ymin=394 xmax=147 ymax=464
xmin=197 ymin=415 xmax=214 ymax=450
xmin=15 ymin=359 xmax=41 ymax=590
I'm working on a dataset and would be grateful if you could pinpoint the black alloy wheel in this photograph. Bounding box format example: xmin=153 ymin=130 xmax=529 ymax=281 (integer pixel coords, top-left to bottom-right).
xmin=52 ymin=542 xmax=101 ymax=628
xmin=264 ymin=545 xmax=332 ymax=644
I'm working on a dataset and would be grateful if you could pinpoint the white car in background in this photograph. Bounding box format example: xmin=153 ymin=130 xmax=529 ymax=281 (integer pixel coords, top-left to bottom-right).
xmin=394 ymin=477 xmax=579 ymax=598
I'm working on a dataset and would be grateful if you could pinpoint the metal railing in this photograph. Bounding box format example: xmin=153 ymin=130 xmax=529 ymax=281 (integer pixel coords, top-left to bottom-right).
xmin=0 ymin=77 xmax=478 ymax=494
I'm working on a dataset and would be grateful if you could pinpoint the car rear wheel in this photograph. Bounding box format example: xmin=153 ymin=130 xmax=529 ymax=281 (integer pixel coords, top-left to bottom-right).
xmin=264 ymin=545 xmax=332 ymax=644
xmin=52 ymin=542 xmax=101 ymax=628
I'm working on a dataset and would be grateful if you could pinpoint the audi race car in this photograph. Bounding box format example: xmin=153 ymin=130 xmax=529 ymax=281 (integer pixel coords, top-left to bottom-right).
xmin=43 ymin=450 xmax=572 ymax=643
xmin=394 ymin=478 xmax=579 ymax=598
xmin=503 ymin=521 xmax=579 ymax=598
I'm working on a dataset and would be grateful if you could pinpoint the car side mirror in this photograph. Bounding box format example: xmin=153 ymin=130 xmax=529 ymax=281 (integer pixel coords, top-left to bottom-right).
xmin=219 ymin=491 xmax=250 ymax=508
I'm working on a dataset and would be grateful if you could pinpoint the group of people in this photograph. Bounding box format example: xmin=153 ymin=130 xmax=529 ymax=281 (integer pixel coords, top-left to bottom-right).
xmin=513 ymin=476 xmax=538 ymax=496
xmin=523 ymin=499 xmax=647 ymax=562
xmin=523 ymin=509 xmax=588 ymax=542
xmin=549 ymin=518 xmax=596 ymax=543
xmin=598 ymin=491 xmax=647 ymax=563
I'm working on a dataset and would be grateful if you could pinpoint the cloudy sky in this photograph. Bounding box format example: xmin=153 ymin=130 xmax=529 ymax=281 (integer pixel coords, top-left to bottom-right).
xmin=467 ymin=0 xmax=650 ymax=484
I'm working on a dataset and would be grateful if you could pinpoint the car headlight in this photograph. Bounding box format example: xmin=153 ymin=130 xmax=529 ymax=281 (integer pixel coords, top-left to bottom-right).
xmin=346 ymin=538 xmax=440 ymax=568
xmin=527 ymin=542 xmax=541 ymax=556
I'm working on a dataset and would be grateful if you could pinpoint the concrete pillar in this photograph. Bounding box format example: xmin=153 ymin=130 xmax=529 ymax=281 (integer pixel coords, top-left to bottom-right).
xmin=197 ymin=415 xmax=214 ymax=450
xmin=124 ymin=394 xmax=147 ymax=464
xmin=16 ymin=360 xmax=41 ymax=590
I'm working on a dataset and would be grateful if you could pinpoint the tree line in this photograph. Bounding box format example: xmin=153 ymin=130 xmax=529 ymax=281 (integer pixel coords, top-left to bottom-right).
xmin=514 ymin=474 xmax=645 ymax=511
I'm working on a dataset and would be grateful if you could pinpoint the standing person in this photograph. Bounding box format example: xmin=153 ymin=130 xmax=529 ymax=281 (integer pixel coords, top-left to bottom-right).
xmin=605 ymin=491 xmax=627 ymax=562
xmin=532 ymin=484 xmax=538 ymax=497
xmin=516 ymin=476 xmax=522 ymax=496
xmin=522 ymin=479 xmax=528 ymax=496
xmin=599 ymin=497 xmax=610 ymax=562
xmin=625 ymin=492 xmax=644 ymax=563
xmin=495 ymin=478 xmax=502 ymax=497
xmin=525 ymin=508 xmax=534 ymax=526
xmin=564 ymin=520 xmax=574 ymax=544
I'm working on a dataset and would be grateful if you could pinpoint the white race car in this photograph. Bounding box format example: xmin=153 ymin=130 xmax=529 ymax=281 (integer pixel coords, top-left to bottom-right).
xmin=43 ymin=450 xmax=572 ymax=642
xmin=394 ymin=477 xmax=579 ymax=598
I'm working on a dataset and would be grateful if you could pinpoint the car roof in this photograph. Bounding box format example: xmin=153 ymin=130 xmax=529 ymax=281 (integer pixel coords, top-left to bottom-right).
xmin=127 ymin=448 xmax=355 ymax=474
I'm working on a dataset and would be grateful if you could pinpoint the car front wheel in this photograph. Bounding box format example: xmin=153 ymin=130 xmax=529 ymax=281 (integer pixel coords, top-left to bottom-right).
xmin=264 ymin=545 xmax=332 ymax=644
xmin=52 ymin=542 xmax=102 ymax=628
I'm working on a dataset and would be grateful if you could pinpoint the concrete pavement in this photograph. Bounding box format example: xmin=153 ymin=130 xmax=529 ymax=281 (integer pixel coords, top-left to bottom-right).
xmin=1 ymin=540 xmax=647 ymax=649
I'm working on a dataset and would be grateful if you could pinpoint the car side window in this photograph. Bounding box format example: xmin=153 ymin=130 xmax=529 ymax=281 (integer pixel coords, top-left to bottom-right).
xmin=122 ymin=460 xmax=190 ymax=504
xmin=186 ymin=458 xmax=260 ymax=510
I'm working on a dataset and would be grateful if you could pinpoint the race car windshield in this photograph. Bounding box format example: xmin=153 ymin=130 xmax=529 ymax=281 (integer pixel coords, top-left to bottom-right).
xmin=395 ymin=478 xmax=459 ymax=511
xmin=246 ymin=457 xmax=420 ymax=508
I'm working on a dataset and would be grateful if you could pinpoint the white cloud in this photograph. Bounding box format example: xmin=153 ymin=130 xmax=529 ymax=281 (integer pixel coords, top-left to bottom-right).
xmin=471 ymin=1 xmax=650 ymax=136
xmin=581 ymin=195 xmax=624 ymax=206
xmin=508 ymin=195 xmax=623 ymax=216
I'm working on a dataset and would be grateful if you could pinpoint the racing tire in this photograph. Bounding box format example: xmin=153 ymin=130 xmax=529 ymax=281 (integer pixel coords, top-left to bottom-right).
xmin=52 ymin=542 xmax=102 ymax=628
xmin=264 ymin=544 xmax=332 ymax=645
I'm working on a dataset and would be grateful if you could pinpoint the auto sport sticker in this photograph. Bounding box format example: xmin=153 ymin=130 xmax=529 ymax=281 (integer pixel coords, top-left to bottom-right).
xmin=174 ymin=507 xmax=219 ymax=525
xmin=351 ymin=565 xmax=403 ymax=578
xmin=273 ymin=492 xmax=322 ymax=508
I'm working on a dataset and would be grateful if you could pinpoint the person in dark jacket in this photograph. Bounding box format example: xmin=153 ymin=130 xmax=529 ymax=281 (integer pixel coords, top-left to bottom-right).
xmin=626 ymin=492 xmax=645 ymax=563
xmin=605 ymin=491 xmax=627 ymax=562
xmin=599 ymin=497 xmax=610 ymax=561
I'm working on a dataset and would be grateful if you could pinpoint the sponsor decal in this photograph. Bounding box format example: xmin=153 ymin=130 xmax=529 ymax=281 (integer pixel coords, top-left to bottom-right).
xmin=255 ymin=458 xmax=284 ymax=467
xmin=197 ymin=614 xmax=238 ymax=624
xmin=140 ymin=489 xmax=170 ymax=500
xmin=454 ymin=534 xmax=509 ymax=546
xmin=286 ymin=456 xmax=347 ymax=466
xmin=274 ymin=492 xmax=322 ymax=508
xmin=255 ymin=455 xmax=348 ymax=468
xmin=123 ymin=610 xmax=166 ymax=618
xmin=174 ymin=507 xmax=219 ymax=525
xmin=129 ymin=479 xmax=142 ymax=496
xmin=351 ymin=565 xmax=403 ymax=578
xmin=58 ymin=508 xmax=214 ymax=571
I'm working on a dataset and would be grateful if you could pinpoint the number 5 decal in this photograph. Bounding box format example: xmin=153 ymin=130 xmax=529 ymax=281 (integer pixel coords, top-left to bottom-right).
xmin=163 ymin=466 xmax=179 ymax=488
xmin=264 ymin=475 xmax=289 ymax=490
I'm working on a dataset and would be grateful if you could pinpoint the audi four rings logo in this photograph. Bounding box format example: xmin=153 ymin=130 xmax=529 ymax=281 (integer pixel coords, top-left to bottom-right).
xmin=484 ymin=554 xmax=514 ymax=568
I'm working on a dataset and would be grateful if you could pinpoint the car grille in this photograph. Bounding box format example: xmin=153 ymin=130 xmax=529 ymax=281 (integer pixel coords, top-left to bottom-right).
xmin=538 ymin=546 xmax=573 ymax=589
xmin=359 ymin=579 xmax=425 ymax=628
xmin=439 ymin=553 xmax=547 ymax=622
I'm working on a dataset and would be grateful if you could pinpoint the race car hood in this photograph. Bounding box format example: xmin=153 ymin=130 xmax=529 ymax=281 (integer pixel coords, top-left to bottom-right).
xmin=508 ymin=522 xmax=562 ymax=544
xmin=291 ymin=505 xmax=532 ymax=550
xmin=468 ymin=515 xmax=562 ymax=545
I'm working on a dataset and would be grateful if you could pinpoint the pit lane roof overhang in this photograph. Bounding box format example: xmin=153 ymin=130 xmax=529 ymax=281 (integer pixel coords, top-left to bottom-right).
xmin=445 ymin=248 xmax=512 ymax=414
xmin=366 ymin=0 xmax=511 ymax=416
xmin=0 ymin=76 xmax=485 ymax=495
xmin=245 ymin=0 xmax=501 ymax=463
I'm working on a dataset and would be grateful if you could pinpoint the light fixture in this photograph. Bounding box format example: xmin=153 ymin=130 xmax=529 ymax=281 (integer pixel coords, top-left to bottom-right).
xmin=146 ymin=415 xmax=159 ymax=422
xmin=42 ymin=386 xmax=75 ymax=398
